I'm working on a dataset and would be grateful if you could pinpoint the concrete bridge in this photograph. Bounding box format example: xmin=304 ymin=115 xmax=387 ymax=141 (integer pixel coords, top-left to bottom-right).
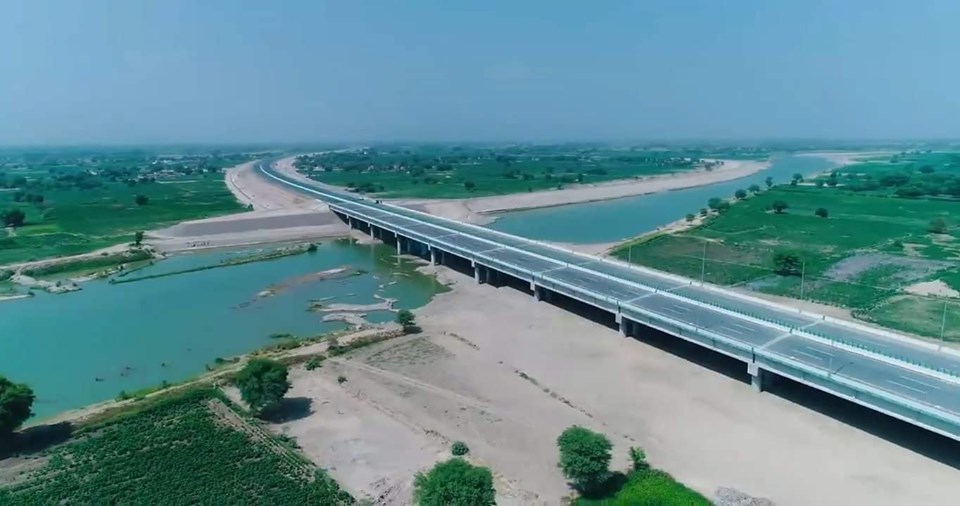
xmin=258 ymin=161 xmax=960 ymax=443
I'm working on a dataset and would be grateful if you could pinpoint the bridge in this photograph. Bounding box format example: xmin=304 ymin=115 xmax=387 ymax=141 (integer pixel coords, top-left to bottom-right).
xmin=258 ymin=161 xmax=960 ymax=443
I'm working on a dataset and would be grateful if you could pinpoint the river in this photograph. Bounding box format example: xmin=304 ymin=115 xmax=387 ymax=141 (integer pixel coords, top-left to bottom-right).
xmin=487 ymin=155 xmax=836 ymax=243
xmin=0 ymin=241 xmax=442 ymax=420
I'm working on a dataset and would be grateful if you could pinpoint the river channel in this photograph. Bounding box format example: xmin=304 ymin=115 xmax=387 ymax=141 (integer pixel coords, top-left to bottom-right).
xmin=0 ymin=241 xmax=442 ymax=420
xmin=487 ymin=155 xmax=836 ymax=243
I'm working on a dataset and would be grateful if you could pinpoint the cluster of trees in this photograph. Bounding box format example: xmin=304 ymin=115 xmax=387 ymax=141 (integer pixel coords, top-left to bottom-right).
xmin=235 ymin=359 xmax=291 ymax=417
xmin=0 ymin=374 xmax=35 ymax=447
xmin=1 ymin=209 xmax=26 ymax=228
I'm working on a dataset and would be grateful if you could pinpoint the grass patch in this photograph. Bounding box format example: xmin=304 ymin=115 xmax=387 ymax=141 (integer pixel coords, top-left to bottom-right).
xmin=0 ymin=386 xmax=352 ymax=504
xmin=23 ymin=249 xmax=153 ymax=279
xmin=859 ymin=296 xmax=960 ymax=342
xmin=577 ymin=470 xmax=709 ymax=505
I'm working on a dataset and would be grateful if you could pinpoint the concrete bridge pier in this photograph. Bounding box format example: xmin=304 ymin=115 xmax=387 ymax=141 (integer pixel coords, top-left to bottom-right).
xmin=748 ymin=363 xmax=767 ymax=392
xmin=533 ymin=284 xmax=550 ymax=302
xmin=396 ymin=236 xmax=403 ymax=255
xmin=616 ymin=313 xmax=633 ymax=337
xmin=430 ymin=248 xmax=437 ymax=265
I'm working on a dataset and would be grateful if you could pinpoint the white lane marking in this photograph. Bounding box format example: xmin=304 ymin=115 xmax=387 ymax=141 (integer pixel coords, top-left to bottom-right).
xmin=801 ymin=345 xmax=834 ymax=359
xmin=886 ymin=379 xmax=927 ymax=395
xmin=794 ymin=350 xmax=826 ymax=362
xmin=898 ymin=375 xmax=942 ymax=390
xmin=661 ymin=305 xmax=689 ymax=317
xmin=729 ymin=321 xmax=756 ymax=332
xmin=717 ymin=324 xmax=745 ymax=336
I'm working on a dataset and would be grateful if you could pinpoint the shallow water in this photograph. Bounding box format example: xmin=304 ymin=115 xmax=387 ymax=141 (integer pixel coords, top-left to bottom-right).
xmin=0 ymin=241 xmax=442 ymax=419
xmin=487 ymin=155 xmax=836 ymax=243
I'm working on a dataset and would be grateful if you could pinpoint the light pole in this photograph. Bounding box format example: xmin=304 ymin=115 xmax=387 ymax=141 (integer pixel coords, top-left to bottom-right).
xmin=700 ymin=241 xmax=707 ymax=285
xmin=799 ymin=262 xmax=806 ymax=303
xmin=940 ymin=300 xmax=948 ymax=349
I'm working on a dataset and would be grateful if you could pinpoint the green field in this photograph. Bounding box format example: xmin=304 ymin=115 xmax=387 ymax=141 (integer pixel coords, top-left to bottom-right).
xmin=0 ymin=387 xmax=352 ymax=504
xmin=616 ymin=178 xmax=960 ymax=341
xmin=295 ymin=144 xmax=768 ymax=198
xmin=0 ymin=149 xmax=252 ymax=265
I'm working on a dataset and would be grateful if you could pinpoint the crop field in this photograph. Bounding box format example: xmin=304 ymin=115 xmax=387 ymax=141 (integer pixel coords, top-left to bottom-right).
xmin=294 ymin=144 xmax=768 ymax=198
xmin=0 ymin=387 xmax=353 ymax=504
xmin=0 ymin=175 xmax=245 ymax=265
xmin=616 ymin=183 xmax=960 ymax=340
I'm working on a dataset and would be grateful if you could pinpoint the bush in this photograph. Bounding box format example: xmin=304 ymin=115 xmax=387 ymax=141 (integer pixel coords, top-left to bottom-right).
xmin=135 ymin=194 xmax=149 ymax=206
xmin=337 ymin=375 xmax=347 ymax=384
xmin=599 ymin=469 xmax=710 ymax=505
xmin=306 ymin=243 xmax=318 ymax=253
xmin=771 ymin=200 xmax=788 ymax=214
xmin=628 ymin=446 xmax=649 ymax=472
xmin=815 ymin=207 xmax=829 ymax=218
xmin=557 ymin=426 xmax=612 ymax=493
xmin=305 ymin=356 xmax=325 ymax=371
xmin=414 ymin=458 xmax=495 ymax=506
xmin=685 ymin=214 xmax=694 ymax=222
xmin=452 ymin=441 xmax=470 ymax=456
xmin=929 ymin=218 xmax=948 ymax=234
xmin=699 ymin=208 xmax=707 ymax=217
xmin=734 ymin=189 xmax=747 ymax=200
xmin=773 ymin=251 xmax=802 ymax=276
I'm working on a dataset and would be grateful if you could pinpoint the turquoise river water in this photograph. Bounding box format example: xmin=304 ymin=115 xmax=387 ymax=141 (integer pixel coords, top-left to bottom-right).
xmin=0 ymin=241 xmax=441 ymax=420
xmin=488 ymin=155 xmax=836 ymax=243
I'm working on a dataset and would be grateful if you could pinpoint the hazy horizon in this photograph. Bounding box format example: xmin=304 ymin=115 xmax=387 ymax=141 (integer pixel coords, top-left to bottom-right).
xmin=2 ymin=1 xmax=959 ymax=145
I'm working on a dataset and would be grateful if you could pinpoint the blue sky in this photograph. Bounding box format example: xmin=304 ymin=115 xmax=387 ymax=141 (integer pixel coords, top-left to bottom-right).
xmin=1 ymin=0 xmax=958 ymax=144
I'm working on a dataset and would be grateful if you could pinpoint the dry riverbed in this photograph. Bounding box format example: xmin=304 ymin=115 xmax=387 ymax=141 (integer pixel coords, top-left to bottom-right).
xmin=266 ymin=265 xmax=960 ymax=506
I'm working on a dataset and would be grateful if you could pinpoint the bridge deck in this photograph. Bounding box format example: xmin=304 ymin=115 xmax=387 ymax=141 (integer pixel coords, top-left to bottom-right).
xmin=259 ymin=162 xmax=960 ymax=440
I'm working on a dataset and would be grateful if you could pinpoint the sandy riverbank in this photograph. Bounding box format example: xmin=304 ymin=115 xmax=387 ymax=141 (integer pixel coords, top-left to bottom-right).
xmin=272 ymin=155 xmax=770 ymax=224
xmin=263 ymin=262 xmax=960 ymax=505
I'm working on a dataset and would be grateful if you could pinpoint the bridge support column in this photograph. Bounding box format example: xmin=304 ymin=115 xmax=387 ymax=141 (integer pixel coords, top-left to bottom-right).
xmin=430 ymin=248 xmax=437 ymax=265
xmin=396 ymin=236 xmax=403 ymax=255
xmin=534 ymin=284 xmax=549 ymax=301
xmin=474 ymin=265 xmax=483 ymax=284
xmin=617 ymin=314 xmax=631 ymax=337
xmin=748 ymin=363 xmax=766 ymax=393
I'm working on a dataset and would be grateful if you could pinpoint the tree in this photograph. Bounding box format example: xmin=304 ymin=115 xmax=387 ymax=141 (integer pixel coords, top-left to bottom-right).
xmin=771 ymin=200 xmax=788 ymax=214
xmin=734 ymin=188 xmax=747 ymax=200
xmin=765 ymin=176 xmax=774 ymax=188
xmin=0 ymin=375 xmax=34 ymax=439
xmin=1 ymin=208 xmax=26 ymax=228
xmin=628 ymin=446 xmax=650 ymax=472
xmin=707 ymin=197 xmax=723 ymax=210
xmin=235 ymin=359 xmax=290 ymax=415
xmin=815 ymin=207 xmax=829 ymax=219
xmin=929 ymin=218 xmax=948 ymax=234
xmin=134 ymin=231 xmax=145 ymax=246
xmin=557 ymin=425 xmax=612 ymax=493
xmin=748 ymin=184 xmax=761 ymax=194
xmin=414 ymin=459 xmax=495 ymax=506
xmin=396 ymin=309 xmax=418 ymax=333
xmin=685 ymin=213 xmax=695 ymax=222
xmin=792 ymin=173 xmax=804 ymax=183
xmin=773 ymin=251 xmax=802 ymax=276
xmin=452 ymin=441 xmax=470 ymax=456
xmin=135 ymin=194 xmax=149 ymax=206
xmin=463 ymin=181 xmax=476 ymax=192
xmin=699 ymin=208 xmax=708 ymax=217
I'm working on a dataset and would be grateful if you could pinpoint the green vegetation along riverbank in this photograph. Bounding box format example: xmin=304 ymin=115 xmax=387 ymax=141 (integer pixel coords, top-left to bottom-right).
xmin=0 ymin=386 xmax=353 ymax=504
xmin=615 ymin=150 xmax=960 ymax=342
xmin=294 ymin=144 xmax=768 ymax=198
xmin=0 ymin=148 xmax=258 ymax=265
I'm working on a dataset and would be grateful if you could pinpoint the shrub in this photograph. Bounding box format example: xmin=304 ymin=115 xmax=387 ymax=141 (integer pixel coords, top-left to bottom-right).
xmin=734 ymin=188 xmax=747 ymax=200
xmin=305 ymin=356 xmax=325 ymax=371
xmin=685 ymin=214 xmax=695 ymax=222
xmin=628 ymin=446 xmax=649 ymax=472
xmin=452 ymin=441 xmax=470 ymax=456
xmin=773 ymin=251 xmax=802 ymax=276
xmin=815 ymin=207 xmax=829 ymax=218
xmin=929 ymin=218 xmax=948 ymax=234
xmin=135 ymin=194 xmax=149 ymax=206
xmin=414 ymin=459 xmax=495 ymax=506
xmin=607 ymin=469 xmax=710 ymax=505
xmin=337 ymin=375 xmax=347 ymax=384
xmin=557 ymin=426 xmax=612 ymax=493
xmin=771 ymin=200 xmax=788 ymax=214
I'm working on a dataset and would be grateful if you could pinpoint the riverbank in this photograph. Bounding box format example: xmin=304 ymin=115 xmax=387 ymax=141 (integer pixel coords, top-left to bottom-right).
xmin=272 ymin=155 xmax=770 ymax=224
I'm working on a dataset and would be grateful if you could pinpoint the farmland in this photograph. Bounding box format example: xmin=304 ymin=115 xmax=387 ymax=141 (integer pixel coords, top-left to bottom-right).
xmin=0 ymin=387 xmax=353 ymax=504
xmin=615 ymin=169 xmax=960 ymax=341
xmin=0 ymin=148 xmax=256 ymax=265
xmin=294 ymin=144 xmax=768 ymax=198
